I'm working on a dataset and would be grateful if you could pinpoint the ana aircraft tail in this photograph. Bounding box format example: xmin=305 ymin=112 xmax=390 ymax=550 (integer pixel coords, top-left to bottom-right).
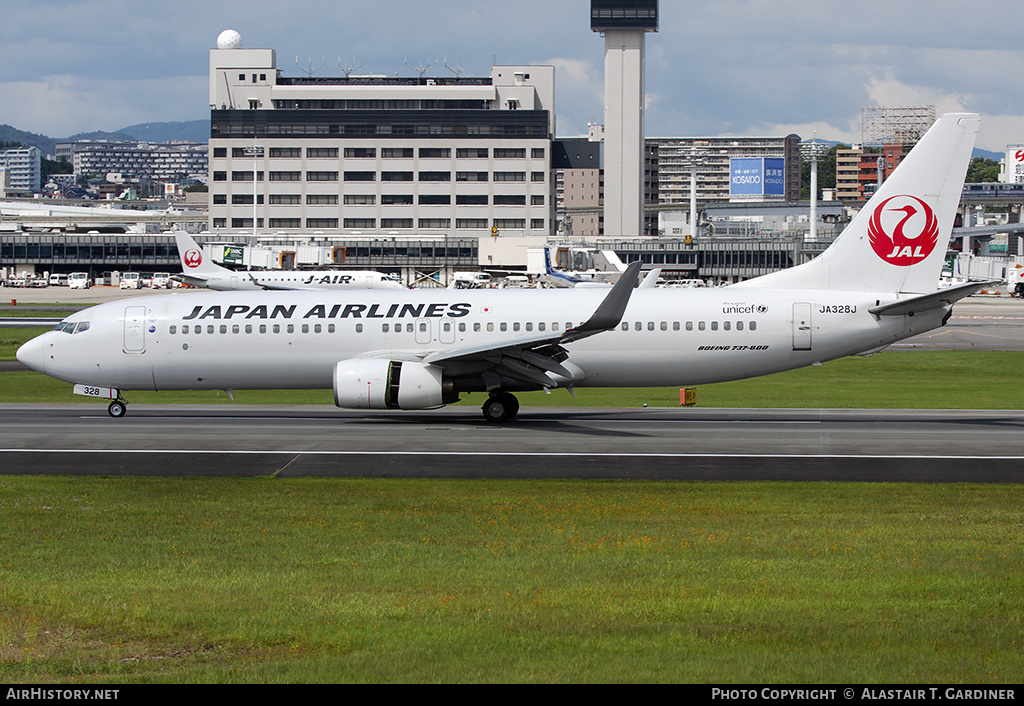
xmin=735 ymin=112 xmax=980 ymax=295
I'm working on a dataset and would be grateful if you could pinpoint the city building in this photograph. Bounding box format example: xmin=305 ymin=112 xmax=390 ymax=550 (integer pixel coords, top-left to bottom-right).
xmin=650 ymin=135 xmax=801 ymax=206
xmin=207 ymin=32 xmax=555 ymax=238
xmin=835 ymin=144 xmax=907 ymax=201
xmin=54 ymin=141 xmax=208 ymax=187
xmin=553 ymin=135 xmax=659 ymax=237
xmin=0 ymin=147 xmax=42 ymax=193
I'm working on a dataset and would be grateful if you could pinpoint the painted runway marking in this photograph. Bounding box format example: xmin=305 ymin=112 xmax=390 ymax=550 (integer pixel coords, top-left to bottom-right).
xmin=2 ymin=449 xmax=1023 ymax=460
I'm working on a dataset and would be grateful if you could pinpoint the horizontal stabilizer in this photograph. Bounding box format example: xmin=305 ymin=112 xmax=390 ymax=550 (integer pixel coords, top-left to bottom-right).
xmin=868 ymin=280 xmax=999 ymax=317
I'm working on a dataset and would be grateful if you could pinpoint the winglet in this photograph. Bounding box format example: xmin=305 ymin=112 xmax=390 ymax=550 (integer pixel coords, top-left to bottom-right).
xmin=561 ymin=260 xmax=643 ymax=343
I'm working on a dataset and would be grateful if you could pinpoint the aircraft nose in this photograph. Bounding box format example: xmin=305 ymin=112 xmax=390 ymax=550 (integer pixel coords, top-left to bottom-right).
xmin=16 ymin=335 xmax=47 ymax=373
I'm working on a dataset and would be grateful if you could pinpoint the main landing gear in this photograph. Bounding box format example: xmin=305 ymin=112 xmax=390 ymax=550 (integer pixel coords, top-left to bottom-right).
xmin=482 ymin=391 xmax=520 ymax=423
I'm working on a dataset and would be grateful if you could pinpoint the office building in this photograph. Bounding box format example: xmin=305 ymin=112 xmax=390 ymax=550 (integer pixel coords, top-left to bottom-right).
xmin=207 ymin=32 xmax=555 ymax=237
xmin=651 ymin=135 xmax=802 ymax=205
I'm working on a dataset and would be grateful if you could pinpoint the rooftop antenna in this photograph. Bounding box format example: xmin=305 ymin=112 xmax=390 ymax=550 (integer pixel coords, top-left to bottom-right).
xmin=295 ymin=55 xmax=324 ymax=77
xmin=443 ymin=57 xmax=467 ymax=77
xmin=405 ymin=57 xmax=434 ymax=78
xmin=338 ymin=56 xmax=364 ymax=77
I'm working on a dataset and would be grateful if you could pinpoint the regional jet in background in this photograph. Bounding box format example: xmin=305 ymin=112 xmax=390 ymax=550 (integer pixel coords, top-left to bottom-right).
xmin=19 ymin=114 xmax=992 ymax=422
xmin=536 ymin=244 xmax=627 ymax=288
xmin=172 ymin=232 xmax=406 ymax=291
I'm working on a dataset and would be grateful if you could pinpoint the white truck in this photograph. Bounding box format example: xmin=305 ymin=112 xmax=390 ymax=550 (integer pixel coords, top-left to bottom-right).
xmin=119 ymin=272 xmax=142 ymax=289
xmin=68 ymin=272 xmax=91 ymax=289
xmin=449 ymin=272 xmax=492 ymax=289
xmin=1009 ymin=265 xmax=1024 ymax=298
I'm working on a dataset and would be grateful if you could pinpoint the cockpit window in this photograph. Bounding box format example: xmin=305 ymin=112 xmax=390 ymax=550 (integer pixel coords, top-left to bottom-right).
xmin=54 ymin=321 xmax=90 ymax=334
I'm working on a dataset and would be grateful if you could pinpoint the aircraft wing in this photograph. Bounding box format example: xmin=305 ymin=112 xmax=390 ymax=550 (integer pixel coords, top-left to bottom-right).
xmin=868 ymin=279 xmax=1000 ymax=317
xmin=419 ymin=261 xmax=643 ymax=389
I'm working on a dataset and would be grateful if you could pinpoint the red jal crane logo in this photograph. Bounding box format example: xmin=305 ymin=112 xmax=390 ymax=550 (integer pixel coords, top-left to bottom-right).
xmin=867 ymin=195 xmax=939 ymax=267
xmin=183 ymin=249 xmax=203 ymax=269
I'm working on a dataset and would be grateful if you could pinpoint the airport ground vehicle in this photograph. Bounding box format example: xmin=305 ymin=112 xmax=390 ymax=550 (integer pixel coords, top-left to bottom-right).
xmin=119 ymin=272 xmax=142 ymax=289
xmin=68 ymin=273 xmax=91 ymax=289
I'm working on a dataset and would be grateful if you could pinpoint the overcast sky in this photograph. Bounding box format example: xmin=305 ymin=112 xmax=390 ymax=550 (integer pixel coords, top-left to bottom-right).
xmin=2 ymin=0 xmax=1022 ymax=152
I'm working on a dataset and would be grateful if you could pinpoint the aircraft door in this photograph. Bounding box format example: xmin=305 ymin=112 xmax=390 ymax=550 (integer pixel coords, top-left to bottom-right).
xmin=792 ymin=303 xmax=812 ymax=351
xmin=123 ymin=306 xmax=147 ymax=353
xmin=415 ymin=318 xmax=432 ymax=344
xmin=230 ymin=275 xmax=239 ymax=290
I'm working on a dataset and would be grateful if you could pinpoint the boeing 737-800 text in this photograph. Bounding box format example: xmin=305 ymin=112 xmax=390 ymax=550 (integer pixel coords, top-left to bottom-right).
xmin=18 ymin=114 xmax=987 ymax=422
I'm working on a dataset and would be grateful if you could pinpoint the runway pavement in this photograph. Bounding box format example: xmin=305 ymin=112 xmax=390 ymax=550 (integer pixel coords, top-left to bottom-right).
xmin=1 ymin=404 xmax=1021 ymax=481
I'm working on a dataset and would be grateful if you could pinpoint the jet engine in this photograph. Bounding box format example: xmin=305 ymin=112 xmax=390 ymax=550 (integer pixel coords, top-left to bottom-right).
xmin=333 ymin=359 xmax=453 ymax=410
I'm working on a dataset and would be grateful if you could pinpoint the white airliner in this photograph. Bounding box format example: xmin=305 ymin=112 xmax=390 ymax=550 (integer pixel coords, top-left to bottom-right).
xmin=538 ymin=245 xmax=626 ymax=288
xmin=172 ymin=232 xmax=405 ymax=291
xmin=18 ymin=114 xmax=989 ymax=423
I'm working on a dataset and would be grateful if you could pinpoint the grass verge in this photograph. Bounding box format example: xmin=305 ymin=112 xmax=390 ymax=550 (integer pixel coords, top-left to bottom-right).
xmin=0 ymin=477 xmax=1020 ymax=683
xmin=1 ymin=350 xmax=1021 ymax=409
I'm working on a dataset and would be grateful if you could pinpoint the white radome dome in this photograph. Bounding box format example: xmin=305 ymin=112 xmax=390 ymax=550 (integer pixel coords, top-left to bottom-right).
xmin=217 ymin=30 xmax=242 ymax=50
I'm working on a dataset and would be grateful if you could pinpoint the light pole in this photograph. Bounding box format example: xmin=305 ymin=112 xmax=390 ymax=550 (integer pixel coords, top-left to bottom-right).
xmin=807 ymin=136 xmax=829 ymax=241
xmin=676 ymin=147 xmax=708 ymax=238
xmin=243 ymin=144 xmax=264 ymax=239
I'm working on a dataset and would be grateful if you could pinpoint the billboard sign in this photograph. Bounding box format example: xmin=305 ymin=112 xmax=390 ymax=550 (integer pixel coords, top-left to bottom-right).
xmin=1006 ymin=145 xmax=1024 ymax=184
xmin=222 ymin=246 xmax=245 ymax=265
xmin=730 ymin=157 xmax=785 ymax=200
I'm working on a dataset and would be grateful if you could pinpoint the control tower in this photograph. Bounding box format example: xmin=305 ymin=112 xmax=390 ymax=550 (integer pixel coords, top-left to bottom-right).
xmin=591 ymin=0 xmax=658 ymax=236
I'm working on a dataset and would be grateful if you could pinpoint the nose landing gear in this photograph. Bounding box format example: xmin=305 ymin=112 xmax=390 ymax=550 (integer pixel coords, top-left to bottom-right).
xmin=107 ymin=398 xmax=128 ymax=418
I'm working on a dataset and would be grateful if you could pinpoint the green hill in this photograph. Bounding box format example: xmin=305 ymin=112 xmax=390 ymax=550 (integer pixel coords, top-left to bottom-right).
xmin=0 ymin=120 xmax=210 ymax=157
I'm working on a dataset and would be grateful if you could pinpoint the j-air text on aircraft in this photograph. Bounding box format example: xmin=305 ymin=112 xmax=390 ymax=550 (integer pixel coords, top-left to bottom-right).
xmin=172 ymin=232 xmax=406 ymax=292
xmin=18 ymin=114 xmax=1000 ymax=423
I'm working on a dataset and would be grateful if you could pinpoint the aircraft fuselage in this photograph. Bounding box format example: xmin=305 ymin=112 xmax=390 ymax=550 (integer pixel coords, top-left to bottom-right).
xmin=19 ymin=287 xmax=944 ymax=394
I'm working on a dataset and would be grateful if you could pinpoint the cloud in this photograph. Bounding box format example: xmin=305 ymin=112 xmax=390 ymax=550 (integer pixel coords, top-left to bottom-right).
xmin=0 ymin=75 xmax=208 ymax=139
xmin=544 ymin=57 xmax=604 ymax=137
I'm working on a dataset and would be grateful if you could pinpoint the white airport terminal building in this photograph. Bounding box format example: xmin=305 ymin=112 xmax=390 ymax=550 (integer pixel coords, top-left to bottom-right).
xmin=207 ymin=30 xmax=555 ymax=240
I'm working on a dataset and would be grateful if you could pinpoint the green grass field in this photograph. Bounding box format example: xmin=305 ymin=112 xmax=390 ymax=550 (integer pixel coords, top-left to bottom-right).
xmin=1 ymin=477 xmax=1020 ymax=684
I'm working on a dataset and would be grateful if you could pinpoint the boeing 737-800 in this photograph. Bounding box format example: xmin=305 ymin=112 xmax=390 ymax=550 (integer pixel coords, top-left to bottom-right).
xmin=18 ymin=114 xmax=988 ymax=422
xmin=172 ymin=232 xmax=405 ymax=291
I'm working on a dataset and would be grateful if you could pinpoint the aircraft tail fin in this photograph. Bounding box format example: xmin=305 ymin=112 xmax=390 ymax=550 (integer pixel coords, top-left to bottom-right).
xmin=173 ymin=232 xmax=230 ymax=278
xmin=734 ymin=112 xmax=980 ymax=295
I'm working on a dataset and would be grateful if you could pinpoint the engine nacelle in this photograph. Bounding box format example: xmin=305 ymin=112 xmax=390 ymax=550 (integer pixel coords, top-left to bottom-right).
xmin=333 ymin=359 xmax=449 ymax=410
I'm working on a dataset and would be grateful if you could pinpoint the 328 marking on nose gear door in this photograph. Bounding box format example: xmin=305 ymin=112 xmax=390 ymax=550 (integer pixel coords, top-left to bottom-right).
xmin=73 ymin=384 xmax=117 ymax=399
